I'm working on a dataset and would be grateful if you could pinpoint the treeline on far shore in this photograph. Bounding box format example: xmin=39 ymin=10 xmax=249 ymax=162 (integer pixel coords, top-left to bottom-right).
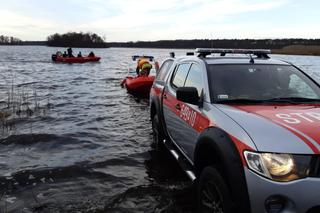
xmin=1 ymin=32 xmax=320 ymax=55
xmin=107 ymin=39 xmax=320 ymax=49
xmin=0 ymin=35 xmax=22 ymax=45
xmin=108 ymin=39 xmax=320 ymax=55
xmin=47 ymin=32 xmax=107 ymax=48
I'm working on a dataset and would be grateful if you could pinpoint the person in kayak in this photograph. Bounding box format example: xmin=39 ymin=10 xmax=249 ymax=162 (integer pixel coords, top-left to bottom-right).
xmin=77 ymin=52 xmax=82 ymax=57
xmin=67 ymin=47 xmax=74 ymax=57
xmin=63 ymin=51 xmax=68 ymax=57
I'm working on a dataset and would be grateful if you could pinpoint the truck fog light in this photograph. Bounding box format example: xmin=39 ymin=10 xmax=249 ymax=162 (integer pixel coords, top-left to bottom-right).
xmin=265 ymin=195 xmax=286 ymax=213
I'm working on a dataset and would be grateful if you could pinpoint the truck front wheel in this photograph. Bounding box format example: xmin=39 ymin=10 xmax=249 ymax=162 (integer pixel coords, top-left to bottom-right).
xmin=197 ymin=166 xmax=233 ymax=213
xmin=151 ymin=114 xmax=165 ymax=151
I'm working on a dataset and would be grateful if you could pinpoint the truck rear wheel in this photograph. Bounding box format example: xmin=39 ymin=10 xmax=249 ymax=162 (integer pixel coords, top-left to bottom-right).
xmin=197 ymin=166 xmax=233 ymax=213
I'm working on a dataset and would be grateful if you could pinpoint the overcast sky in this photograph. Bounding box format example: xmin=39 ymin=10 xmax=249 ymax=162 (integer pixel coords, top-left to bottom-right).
xmin=0 ymin=0 xmax=319 ymax=41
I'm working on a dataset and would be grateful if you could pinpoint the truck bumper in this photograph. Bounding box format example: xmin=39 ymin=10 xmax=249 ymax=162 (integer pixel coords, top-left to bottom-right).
xmin=245 ymin=168 xmax=320 ymax=213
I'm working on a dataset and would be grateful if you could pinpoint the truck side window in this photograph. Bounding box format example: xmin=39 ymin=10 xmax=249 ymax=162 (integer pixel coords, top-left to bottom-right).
xmin=157 ymin=60 xmax=174 ymax=81
xmin=184 ymin=64 xmax=203 ymax=96
xmin=171 ymin=63 xmax=190 ymax=88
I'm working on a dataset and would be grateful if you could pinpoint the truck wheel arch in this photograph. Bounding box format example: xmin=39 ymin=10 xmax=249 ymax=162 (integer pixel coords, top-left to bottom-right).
xmin=194 ymin=127 xmax=251 ymax=212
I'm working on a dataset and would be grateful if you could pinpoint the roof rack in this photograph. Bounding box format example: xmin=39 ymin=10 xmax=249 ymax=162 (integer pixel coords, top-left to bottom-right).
xmin=169 ymin=52 xmax=175 ymax=58
xmin=168 ymin=52 xmax=195 ymax=58
xmin=132 ymin=55 xmax=154 ymax=61
xmin=195 ymin=48 xmax=271 ymax=59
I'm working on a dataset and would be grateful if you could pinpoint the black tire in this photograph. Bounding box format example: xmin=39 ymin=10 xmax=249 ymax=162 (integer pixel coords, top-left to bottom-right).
xmin=197 ymin=166 xmax=234 ymax=213
xmin=151 ymin=114 xmax=165 ymax=151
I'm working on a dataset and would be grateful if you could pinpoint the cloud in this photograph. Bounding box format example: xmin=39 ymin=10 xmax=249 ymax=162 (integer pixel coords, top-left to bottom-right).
xmin=0 ymin=10 xmax=55 ymax=29
xmin=2 ymin=0 xmax=314 ymax=41
xmin=81 ymin=0 xmax=288 ymax=41
xmin=0 ymin=9 xmax=60 ymax=40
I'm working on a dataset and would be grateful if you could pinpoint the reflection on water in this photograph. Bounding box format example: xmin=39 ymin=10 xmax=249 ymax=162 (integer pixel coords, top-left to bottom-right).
xmin=0 ymin=46 xmax=319 ymax=212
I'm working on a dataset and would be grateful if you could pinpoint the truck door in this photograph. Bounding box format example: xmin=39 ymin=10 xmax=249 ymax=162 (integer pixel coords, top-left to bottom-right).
xmin=163 ymin=63 xmax=206 ymax=160
xmin=163 ymin=63 xmax=191 ymax=154
xmin=152 ymin=59 xmax=174 ymax=101
xmin=178 ymin=63 xmax=206 ymax=159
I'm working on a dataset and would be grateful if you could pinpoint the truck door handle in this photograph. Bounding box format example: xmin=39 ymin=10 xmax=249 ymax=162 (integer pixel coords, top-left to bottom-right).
xmin=163 ymin=94 xmax=167 ymax=99
xmin=175 ymin=104 xmax=181 ymax=110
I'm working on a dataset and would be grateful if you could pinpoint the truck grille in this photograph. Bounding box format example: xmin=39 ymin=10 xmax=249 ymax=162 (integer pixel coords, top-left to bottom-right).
xmin=307 ymin=206 xmax=320 ymax=213
xmin=310 ymin=156 xmax=320 ymax=177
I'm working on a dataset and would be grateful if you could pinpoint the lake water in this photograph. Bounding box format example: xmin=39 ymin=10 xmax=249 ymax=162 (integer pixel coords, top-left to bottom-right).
xmin=0 ymin=46 xmax=320 ymax=212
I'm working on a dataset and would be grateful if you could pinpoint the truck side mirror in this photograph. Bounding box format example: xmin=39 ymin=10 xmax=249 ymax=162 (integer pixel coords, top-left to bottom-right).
xmin=176 ymin=87 xmax=199 ymax=105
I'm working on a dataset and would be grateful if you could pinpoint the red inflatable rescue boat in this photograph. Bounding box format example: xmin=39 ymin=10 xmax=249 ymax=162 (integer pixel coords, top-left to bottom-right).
xmin=52 ymin=51 xmax=100 ymax=63
xmin=121 ymin=76 xmax=155 ymax=97
xmin=121 ymin=55 xmax=157 ymax=97
xmin=54 ymin=56 xmax=100 ymax=63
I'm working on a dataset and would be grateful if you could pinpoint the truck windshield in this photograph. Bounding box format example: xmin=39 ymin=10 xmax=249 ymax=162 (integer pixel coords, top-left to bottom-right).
xmin=208 ymin=64 xmax=320 ymax=103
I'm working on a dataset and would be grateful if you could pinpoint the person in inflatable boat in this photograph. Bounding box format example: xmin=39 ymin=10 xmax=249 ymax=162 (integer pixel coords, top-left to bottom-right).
xmin=120 ymin=59 xmax=153 ymax=87
xmin=136 ymin=59 xmax=148 ymax=74
xmin=139 ymin=63 xmax=152 ymax=76
xmin=88 ymin=52 xmax=95 ymax=57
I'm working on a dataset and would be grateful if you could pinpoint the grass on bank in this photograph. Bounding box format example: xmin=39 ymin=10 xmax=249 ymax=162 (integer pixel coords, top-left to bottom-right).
xmin=273 ymin=45 xmax=320 ymax=56
xmin=0 ymin=80 xmax=51 ymax=135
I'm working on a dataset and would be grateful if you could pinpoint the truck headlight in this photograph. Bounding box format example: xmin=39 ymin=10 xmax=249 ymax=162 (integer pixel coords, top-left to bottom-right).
xmin=261 ymin=153 xmax=294 ymax=176
xmin=244 ymin=151 xmax=312 ymax=182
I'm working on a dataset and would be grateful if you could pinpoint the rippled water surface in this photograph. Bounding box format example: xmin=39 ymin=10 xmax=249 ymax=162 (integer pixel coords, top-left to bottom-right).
xmin=0 ymin=46 xmax=320 ymax=212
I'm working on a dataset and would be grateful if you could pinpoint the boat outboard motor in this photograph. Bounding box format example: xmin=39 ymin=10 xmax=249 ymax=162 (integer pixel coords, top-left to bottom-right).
xmin=52 ymin=54 xmax=57 ymax=61
xmin=169 ymin=52 xmax=175 ymax=58
xmin=52 ymin=51 xmax=62 ymax=61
